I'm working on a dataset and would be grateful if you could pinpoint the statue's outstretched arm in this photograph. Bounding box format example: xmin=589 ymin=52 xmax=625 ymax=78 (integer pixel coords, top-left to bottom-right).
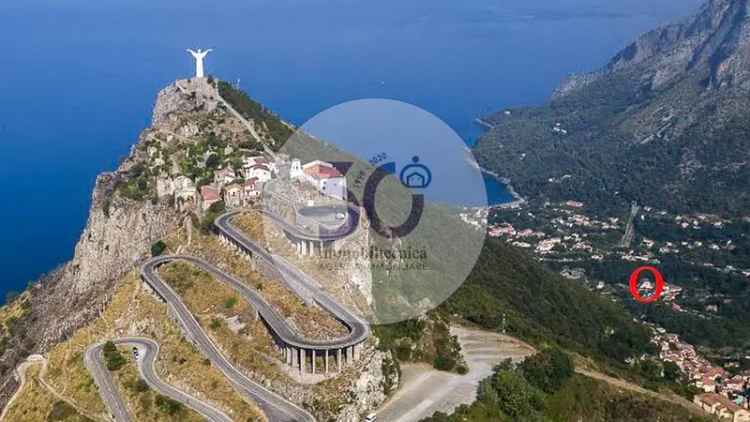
xmin=187 ymin=49 xmax=198 ymax=56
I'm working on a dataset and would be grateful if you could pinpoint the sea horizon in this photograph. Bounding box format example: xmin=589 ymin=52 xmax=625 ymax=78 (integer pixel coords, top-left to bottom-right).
xmin=0 ymin=0 xmax=701 ymax=300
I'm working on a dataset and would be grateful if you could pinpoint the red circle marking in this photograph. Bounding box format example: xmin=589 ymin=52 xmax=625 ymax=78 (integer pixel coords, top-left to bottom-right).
xmin=628 ymin=266 xmax=665 ymax=304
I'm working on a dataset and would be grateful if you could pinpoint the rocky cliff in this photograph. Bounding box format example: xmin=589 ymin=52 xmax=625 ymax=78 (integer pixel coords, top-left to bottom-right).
xmin=476 ymin=0 xmax=750 ymax=215
xmin=0 ymin=78 xmax=395 ymax=420
xmin=0 ymin=79 xmax=222 ymax=408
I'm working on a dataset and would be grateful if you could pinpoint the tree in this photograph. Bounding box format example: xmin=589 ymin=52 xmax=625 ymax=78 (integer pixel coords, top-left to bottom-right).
xmin=155 ymin=394 xmax=182 ymax=415
xmin=205 ymin=153 xmax=222 ymax=170
xmin=492 ymin=369 xmax=545 ymax=418
xmin=209 ymin=319 xmax=222 ymax=330
xmin=151 ymin=241 xmax=167 ymax=257
xmin=520 ymin=347 xmax=574 ymax=393
xmin=642 ymin=359 xmax=662 ymax=379
xmin=224 ymin=297 xmax=238 ymax=309
xmin=663 ymin=361 xmax=681 ymax=383
xmin=200 ymin=200 xmax=226 ymax=234
xmin=102 ymin=342 xmax=126 ymax=371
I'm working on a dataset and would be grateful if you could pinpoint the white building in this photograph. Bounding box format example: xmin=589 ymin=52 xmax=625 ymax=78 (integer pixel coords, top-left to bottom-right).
xmin=174 ymin=176 xmax=197 ymax=209
xmin=214 ymin=167 xmax=236 ymax=187
xmin=290 ymin=158 xmax=304 ymax=180
xmin=223 ymin=183 xmax=243 ymax=208
xmin=302 ymin=160 xmax=347 ymax=200
xmin=243 ymin=178 xmax=261 ymax=202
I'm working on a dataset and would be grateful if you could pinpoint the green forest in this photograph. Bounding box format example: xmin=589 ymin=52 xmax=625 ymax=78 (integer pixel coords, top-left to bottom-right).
xmin=420 ymin=349 xmax=709 ymax=422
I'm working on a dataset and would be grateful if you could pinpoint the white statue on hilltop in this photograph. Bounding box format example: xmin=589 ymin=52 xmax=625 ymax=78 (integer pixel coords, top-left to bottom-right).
xmin=187 ymin=48 xmax=212 ymax=78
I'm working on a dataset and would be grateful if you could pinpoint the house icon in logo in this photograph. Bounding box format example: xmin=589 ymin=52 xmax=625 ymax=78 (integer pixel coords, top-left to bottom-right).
xmin=400 ymin=156 xmax=432 ymax=189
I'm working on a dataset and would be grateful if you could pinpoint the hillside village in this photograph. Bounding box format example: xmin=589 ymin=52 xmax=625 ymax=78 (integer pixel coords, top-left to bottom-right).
xmin=651 ymin=326 xmax=750 ymax=421
xmin=152 ymin=150 xmax=347 ymax=214
xmin=481 ymin=197 xmax=750 ymax=420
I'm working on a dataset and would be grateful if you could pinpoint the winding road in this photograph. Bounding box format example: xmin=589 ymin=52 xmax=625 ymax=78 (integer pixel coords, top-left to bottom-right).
xmin=214 ymin=209 xmax=369 ymax=350
xmin=86 ymin=207 xmax=367 ymax=422
xmin=85 ymin=338 xmax=233 ymax=422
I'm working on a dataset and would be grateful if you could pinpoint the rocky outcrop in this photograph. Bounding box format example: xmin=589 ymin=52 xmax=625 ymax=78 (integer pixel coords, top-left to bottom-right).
xmin=65 ymin=176 xmax=178 ymax=294
xmin=333 ymin=349 xmax=398 ymax=422
xmin=476 ymin=0 xmax=750 ymax=216
xmin=0 ymin=80 xmax=200 ymax=409
xmin=152 ymin=78 xmax=220 ymax=127
xmin=556 ymin=0 xmax=750 ymax=96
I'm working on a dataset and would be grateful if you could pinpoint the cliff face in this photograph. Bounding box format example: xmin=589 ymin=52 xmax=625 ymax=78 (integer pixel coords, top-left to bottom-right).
xmin=1 ymin=78 xmax=394 ymax=419
xmin=0 ymin=80 xmax=211 ymax=407
xmin=557 ymin=0 xmax=750 ymax=95
xmin=476 ymin=0 xmax=750 ymax=215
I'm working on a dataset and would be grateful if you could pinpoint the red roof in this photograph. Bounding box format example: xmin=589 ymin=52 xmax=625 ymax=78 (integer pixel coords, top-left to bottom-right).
xmin=200 ymin=185 xmax=220 ymax=201
xmin=304 ymin=163 xmax=342 ymax=179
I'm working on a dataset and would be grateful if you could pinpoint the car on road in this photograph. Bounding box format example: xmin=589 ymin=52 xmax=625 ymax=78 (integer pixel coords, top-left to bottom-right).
xmin=132 ymin=346 xmax=140 ymax=359
xmin=363 ymin=413 xmax=377 ymax=422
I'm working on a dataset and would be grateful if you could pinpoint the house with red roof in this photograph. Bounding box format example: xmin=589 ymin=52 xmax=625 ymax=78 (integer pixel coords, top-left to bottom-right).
xmin=694 ymin=393 xmax=750 ymax=421
xmin=302 ymin=160 xmax=347 ymax=200
xmin=200 ymin=184 xmax=221 ymax=211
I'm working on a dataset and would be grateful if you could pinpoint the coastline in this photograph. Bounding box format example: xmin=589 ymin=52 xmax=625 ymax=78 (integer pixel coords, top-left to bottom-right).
xmin=481 ymin=168 xmax=526 ymax=209
xmin=468 ymin=118 xmax=526 ymax=210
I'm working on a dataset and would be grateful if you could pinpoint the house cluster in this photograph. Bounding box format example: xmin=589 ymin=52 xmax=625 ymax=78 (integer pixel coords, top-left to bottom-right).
xmin=694 ymin=393 xmax=750 ymax=421
xmin=674 ymin=213 xmax=728 ymax=230
xmin=459 ymin=207 xmax=488 ymax=230
xmin=652 ymin=329 xmax=750 ymax=418
xmin=156 ymin=154 xmax=348 ymax=213
xmin=487 ymin=218 xmax=596 ymax=256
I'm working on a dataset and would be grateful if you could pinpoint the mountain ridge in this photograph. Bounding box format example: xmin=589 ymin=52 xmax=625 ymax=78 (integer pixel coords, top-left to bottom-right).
xmin=476 ymin=0 xmax=750 ymax=216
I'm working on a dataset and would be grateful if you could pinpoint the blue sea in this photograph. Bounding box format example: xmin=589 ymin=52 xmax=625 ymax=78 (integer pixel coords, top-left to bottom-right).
xmin=0 ymin=0 xmax=701 ymax=297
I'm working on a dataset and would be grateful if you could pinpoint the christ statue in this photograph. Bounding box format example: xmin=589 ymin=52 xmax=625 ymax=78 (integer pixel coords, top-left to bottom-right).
xmin=187 ymin=48 xmax=212 ymax=78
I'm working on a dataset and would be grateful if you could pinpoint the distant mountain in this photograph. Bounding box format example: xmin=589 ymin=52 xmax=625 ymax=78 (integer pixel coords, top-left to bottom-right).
xmin=475 ymin=0 xmax=750 ymax=216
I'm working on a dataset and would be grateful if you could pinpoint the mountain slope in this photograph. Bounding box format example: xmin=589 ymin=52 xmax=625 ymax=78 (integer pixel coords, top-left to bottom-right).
xmin=475 ymin=0 xmax=750 ymax=216
xmin=441 ymin=239 xmax=654 ymax=363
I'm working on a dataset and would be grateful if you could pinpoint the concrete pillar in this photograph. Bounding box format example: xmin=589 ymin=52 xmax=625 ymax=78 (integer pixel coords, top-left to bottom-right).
xmin=325 ymin=350 xmax=329 ymax=374
xmin=337 ymin=349 xmax=342 ymax=372
xmin=299 ymin=349 xmax=304 ymax=374
xmin=312 ymin=350 xmax=316 ymax=374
